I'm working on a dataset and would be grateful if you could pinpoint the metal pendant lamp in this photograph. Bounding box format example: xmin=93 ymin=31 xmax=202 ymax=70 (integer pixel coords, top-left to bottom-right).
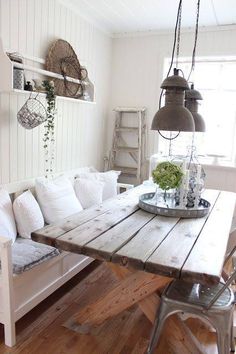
xmin=151 ymin=0 xmax=195 ymax=135
xmin=185 ymin=84 xmax=205 ymax=132
xmin=151 ymin=68 xmax=195 ymax=132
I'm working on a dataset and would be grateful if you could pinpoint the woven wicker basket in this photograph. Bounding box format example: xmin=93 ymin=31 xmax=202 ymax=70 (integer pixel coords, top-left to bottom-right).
xmin=45 ymin=39 xmax=83 ymax=98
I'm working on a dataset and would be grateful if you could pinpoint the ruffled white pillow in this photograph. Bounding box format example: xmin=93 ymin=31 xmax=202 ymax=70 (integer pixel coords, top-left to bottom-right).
xmin=13 ymin=190 xmax=44 ymax=239
xmin=76 ymin=171 xmax=120 ymax=201
xmin=74 ymin=178 xmax=104 ymax=209
xmin=0 ymin=189 xmax=17 ymax=243
xmin=35 ymin=176 xmax=83 ymax=224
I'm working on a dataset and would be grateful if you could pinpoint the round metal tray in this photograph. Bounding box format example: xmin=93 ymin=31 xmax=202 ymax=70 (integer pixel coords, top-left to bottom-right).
xmin=139 ymin=192 xmax=210 ymax=218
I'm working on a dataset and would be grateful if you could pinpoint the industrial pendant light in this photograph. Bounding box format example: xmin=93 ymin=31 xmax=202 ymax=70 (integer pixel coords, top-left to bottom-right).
xmin=151 ymin=68 xmax=194 ymax=132
xmin=185 ymin=84 xmax=205 ymax=132
xmin=151 ymin=0 xmax=195 ymax=135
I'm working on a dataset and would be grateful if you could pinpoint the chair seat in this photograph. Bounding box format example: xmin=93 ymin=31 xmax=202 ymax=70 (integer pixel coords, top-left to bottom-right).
xmin=165 ymin=280 xmax=233 ymax=308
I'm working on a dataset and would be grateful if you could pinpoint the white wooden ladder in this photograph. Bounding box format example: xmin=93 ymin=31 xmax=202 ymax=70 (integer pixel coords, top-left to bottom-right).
xmin=108 ymin=107 xmax=146 ymax=184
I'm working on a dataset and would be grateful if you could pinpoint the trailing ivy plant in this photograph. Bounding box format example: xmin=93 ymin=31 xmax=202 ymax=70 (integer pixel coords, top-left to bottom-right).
xmin=42 ymin=80 xmax=56 ymax=178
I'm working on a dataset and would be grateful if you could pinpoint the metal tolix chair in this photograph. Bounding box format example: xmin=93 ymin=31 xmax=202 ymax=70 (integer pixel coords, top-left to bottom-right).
xmin=147 ymin=245 xmax=236 ymax=354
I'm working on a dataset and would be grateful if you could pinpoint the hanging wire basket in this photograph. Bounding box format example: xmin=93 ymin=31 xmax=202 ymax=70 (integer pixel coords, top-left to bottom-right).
xmin=17 ymin=94 xmax=48 ymax=129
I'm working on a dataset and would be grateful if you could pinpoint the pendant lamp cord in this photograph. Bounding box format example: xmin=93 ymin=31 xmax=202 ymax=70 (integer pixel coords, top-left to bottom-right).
xmin=157 ymin=0 xmax=183 ymax=141
xmin=176 ymin=0 xmax=182 ymax=69
xmin=158 ymin=130 xmax=180 ymax=141
xmin=188 ymin=0 xmax=201 ymax=81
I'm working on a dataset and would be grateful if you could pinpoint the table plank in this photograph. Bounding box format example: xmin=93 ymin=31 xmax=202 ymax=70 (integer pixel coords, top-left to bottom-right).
xmin=32 ymin=185 xmax=151 ymax=246
xmin=32 ymin=185 xmax=236 ymax=286
xmin=112 ymin=215 xmax=179 ymax=269
xmin=181 ymin=190 xmax=236 ymax=284
xmin=83 ymin=210 xmax=155 ymax=260
xmin=145 ymin=190 xmax=220 ymax=280
xmin=53 ymin=196 xmax=141 ymax=253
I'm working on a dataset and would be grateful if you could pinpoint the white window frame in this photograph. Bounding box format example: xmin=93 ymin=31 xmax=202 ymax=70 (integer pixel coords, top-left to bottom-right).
xmin=158 ymin=56 xmax=236 ymax=167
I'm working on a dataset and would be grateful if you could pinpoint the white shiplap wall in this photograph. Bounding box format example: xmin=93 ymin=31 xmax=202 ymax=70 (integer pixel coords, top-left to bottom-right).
xmin=0 ymin=0 xmax=112 ymax=184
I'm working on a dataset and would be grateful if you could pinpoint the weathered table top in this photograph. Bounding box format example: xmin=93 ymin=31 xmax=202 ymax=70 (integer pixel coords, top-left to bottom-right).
xmin=32 ymin=185 xmax=236 ymax=285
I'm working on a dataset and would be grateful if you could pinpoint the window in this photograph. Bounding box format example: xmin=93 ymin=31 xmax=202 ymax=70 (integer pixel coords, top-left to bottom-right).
xmin=158 ymin=58 xmax=236 ymax=166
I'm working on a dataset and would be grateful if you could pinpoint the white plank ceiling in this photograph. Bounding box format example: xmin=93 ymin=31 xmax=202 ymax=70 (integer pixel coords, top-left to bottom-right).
xmin=64 ymin=0 xmax=236 ymax=34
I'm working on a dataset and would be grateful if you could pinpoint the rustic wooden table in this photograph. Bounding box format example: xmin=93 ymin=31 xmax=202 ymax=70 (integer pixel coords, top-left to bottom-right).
xmin=32 ymin=185 xmax=236 ymax=353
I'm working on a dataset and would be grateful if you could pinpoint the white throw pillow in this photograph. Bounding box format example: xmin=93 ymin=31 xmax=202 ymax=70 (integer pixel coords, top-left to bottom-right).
xmin=35 ymin=176 xmax=83 ymax=224
xmin=76 ymin=171 xmax=120 ymax=201
xmin=74 ymin=178 xmax=104 ymax=209
xmin=0 ymin=189 xmax=17 ymax=243
xmin=13 ymin=190 xmax=44 ymax=239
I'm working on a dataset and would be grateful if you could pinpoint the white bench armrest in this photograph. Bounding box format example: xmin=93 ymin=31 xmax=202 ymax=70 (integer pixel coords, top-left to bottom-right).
xmin=117 ymin=183 xmax=134 ymax=194
xmin=0 ymin=235 xmax=15 ymax=346
xmin=0 ymin=235 xmax=12 ymax=249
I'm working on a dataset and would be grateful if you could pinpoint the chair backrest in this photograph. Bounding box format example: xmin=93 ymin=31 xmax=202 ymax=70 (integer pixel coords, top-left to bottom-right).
xmin=206 ymin=242 xmax=236 ymax=309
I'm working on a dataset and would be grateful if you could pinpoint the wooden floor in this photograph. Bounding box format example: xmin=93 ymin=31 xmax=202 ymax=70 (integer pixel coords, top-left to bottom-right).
xmin=0 ymin=262 xmax=223 ymax=354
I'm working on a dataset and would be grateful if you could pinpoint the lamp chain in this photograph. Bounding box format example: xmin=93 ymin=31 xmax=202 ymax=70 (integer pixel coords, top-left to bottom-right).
xmin=158 ymin=0 xmax=183 ymax=111
xmin=157 ymin=0 xmax=183 ymax=142
xmin=188 ymin=0 xmax=201 ymax=80
xmin=176 ymin=0 xmax=182 ymax=69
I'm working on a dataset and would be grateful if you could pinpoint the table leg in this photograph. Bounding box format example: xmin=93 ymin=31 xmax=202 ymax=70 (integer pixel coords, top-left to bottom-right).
xmin=73 ymin=264 xmax=170 ymax=326
xmin=107 ymin=262 xmax=160 ymax=323
xmin=69 ymin=263 xmax=205 ymax=354
xmin=108 ymin=263 xmax=206 ymax=354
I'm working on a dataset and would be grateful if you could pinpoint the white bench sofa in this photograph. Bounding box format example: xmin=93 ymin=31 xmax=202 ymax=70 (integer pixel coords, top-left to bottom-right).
xmin=0 ymin=167 xmax=133 ymax=347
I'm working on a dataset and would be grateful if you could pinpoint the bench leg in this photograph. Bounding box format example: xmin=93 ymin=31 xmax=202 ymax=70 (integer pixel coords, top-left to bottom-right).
xmin=1 ymin=240 xmax=16 ymax=347
xmin=4 ymin=321 xmax=16 ymax=347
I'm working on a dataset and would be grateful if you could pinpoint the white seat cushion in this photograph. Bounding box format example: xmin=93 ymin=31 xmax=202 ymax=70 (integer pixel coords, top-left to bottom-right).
xmin=0 ymin=189 xmax=17 ymax=243
xmin=9 ymin=238 xmax=60 ymax=274
xmin=74 ymin=178 xmax=104 ymax=209
xmin=35 ymin=176 xmax=83 ymax=224
xmin=76 ymin=171 xmax=120 ymax=201
xmin=13 ymin=190 xmax=44 ymax=239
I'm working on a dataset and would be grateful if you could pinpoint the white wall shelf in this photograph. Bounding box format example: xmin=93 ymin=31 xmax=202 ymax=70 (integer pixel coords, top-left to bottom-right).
xmin=12 ymin=89 xmax=96 ymax=104
xmin=0 ymin=38 xmax=96 ymax=105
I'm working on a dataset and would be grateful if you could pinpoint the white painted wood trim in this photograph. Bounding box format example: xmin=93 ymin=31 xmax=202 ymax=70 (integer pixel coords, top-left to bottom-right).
xmin=11 ymin=89 xmax=96 ymax=105
xmin=14 ymin=256 xmax=93 ymax=321
xmin=112 ymin=24 xmax=236 ymax=39
xmin=0 ymin=236 xmax=12 ymax=248
xmin=13 ymin=62 xmax=86 ymax=86
xmin=0 ymin=237 xmax=16 ymax=347
xmin=117 ymin=182 xmax=134 ymax=192
xmin=0 ymin=38 xmax=12 ymax=92
xmin=114 ymin=106 xmax=146 ymax=112
xmin=5 ymin=51 xmax=46 ymax=65
xmin=2 ymin=166 xmax=96 ymax=194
